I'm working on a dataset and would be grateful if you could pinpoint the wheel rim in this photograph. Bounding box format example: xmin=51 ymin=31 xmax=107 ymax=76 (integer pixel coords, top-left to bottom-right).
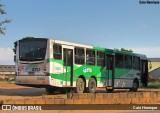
xmin=91 ymin=81 xmax=95 ymax=90
xmin=77 ymin=79 xmax=84 ymax=93
xmin=133 ymin=82 xmax=138 ymax=89
xmin=89 ymin=78 xmax=96 ymax=93
xmin=79 ymin=81 xmax=83 ymax=90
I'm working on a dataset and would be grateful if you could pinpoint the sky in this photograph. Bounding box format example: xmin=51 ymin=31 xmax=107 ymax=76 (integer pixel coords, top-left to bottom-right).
xmin=0 ymin=0 xmax=160 ymax=64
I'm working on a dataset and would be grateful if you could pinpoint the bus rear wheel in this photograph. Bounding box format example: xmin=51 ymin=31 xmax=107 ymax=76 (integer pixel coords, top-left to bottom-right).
xmin=87 ymin=77 xmax=96 ymax=93
xmin=76 ymin=78 xmax=85 ymax=94
xmin=130 ymin=79 xmax=139 ymax=92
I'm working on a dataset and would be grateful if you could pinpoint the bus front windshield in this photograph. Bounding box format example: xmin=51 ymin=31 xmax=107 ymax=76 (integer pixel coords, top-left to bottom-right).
xmin=19 ymin=40 xmax=47 ymax=61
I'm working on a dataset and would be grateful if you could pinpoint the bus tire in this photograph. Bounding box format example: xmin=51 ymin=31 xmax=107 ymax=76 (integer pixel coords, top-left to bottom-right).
xmin=130 ymin=79 xmax=139 ymax=92
xmin=106 ymin=89 xmax=114 ymax=92
xmin=46 ymin=88 xmax=55 ymax=94
xmin=87 ymin=77 xmax=97 ymax=93
xmin=76 ymin=78 xmax=85 ymax=94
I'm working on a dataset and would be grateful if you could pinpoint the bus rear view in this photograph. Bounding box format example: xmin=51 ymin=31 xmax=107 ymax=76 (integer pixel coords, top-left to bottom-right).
xmin=15 ymin=38 xmax=50 ymax=87
xmin=15 ymin=37 xmax=149 ymax=94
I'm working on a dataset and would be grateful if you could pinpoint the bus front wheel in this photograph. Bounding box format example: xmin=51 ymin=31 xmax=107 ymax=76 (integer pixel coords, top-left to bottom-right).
xmin=76 ymin=78 xmax=85 ymax=94
xmin=130 ymin=79 xmax=139 ymax=92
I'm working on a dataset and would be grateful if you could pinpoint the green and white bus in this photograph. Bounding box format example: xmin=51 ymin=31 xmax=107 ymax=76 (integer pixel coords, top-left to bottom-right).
xmin=15 ymin=37 xmax=148 ymax=94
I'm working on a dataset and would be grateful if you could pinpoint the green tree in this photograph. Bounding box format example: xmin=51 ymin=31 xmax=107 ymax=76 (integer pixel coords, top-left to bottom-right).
xmin=121 ymin=48 xmax=133 ymax=52
xmin=0 ymin=2 xmax=10 ymax=35
xmin=13 ymin=41 xmax=17 ymax=62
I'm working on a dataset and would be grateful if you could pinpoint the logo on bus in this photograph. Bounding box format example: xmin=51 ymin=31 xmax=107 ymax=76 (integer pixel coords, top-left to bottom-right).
xmin=83 ymin=67 xmax=92 ymax=73
xmin=25 ymin=67 xmax=31 ymax=72
xmin=25 ymin=67 xmax=40 ymax=72
xmin=32 ymin=68 xmax=40 ymax=72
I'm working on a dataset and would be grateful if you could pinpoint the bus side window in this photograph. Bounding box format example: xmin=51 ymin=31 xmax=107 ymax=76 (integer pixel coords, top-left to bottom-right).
xmin=74 ymin=47 xmax=85 ymax=64
xmin=97 ymin=51 xmax=105 ymax=66
xmin=125 ymin=55 xmax=132 ymax=69
xmin=86 ymin=49 xmax=95 ymax=65
xmin=53 ymin=44 xmax=62 ymax=59
xmin=133 ymin=56 xmax=140 ymax=70
xmin=115 ymin=54 xmax=124 ymax=68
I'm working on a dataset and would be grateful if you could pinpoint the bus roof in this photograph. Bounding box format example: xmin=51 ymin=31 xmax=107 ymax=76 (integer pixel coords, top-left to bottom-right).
xmin=114 ymin=50 xmax=147 ymax=59
xmin=19 ymin=37 xmax=48 ymax=41
xmin=18 ymin=37 xmax=147 ymax=60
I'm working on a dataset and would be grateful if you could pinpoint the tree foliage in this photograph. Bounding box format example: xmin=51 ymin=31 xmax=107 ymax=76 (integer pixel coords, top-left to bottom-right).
xmin=0 ymin=2 xmax=10 ymax=35
xmin=13 ymin=41 xmax=17 ymax=62
xmin=114 ymin=48 xmax=133 ymax=53
xmin=120 ymin=48 xmax=133 ymax=52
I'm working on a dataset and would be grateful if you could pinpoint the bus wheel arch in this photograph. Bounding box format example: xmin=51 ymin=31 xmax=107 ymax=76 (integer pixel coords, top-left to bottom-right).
xmin=87 ymin=76 xmax=97 ymax=93
xmin=76 ymin=75 xmax=86 ymax=94
xmin=130 ymin=78 xmax=139 ymax=92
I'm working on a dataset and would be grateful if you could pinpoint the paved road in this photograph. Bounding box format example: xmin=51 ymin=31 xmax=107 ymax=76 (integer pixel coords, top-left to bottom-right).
xmin=0 ymin=87 xmax=46 ymax=96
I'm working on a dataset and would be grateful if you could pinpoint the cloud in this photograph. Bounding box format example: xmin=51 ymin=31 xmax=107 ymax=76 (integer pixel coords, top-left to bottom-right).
xmin=0 ymin=48 xmax=14 ymax=65
xmin=131 ymin=47 xmax=160 ymax=58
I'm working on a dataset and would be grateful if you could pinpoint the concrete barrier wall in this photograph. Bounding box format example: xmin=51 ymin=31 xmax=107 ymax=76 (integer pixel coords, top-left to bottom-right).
xmin=2 ymin=92 xmax=160 ymax=104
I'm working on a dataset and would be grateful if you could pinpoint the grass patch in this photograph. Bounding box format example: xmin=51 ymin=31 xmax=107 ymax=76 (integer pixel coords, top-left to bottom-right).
xmin=0 ymin=81 xmax=15 ymax=84
xmin=147 ymin=81 xmax=160 ymax=88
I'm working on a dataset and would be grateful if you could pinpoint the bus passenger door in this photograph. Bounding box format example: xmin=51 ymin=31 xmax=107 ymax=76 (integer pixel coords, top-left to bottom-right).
xmin=141 ymin=60 xmax=148 ymax=87
xmin=106 ymin=55 xmax=114 ymax=89
xmin=63 ymin=47 xmax=74 ymax=87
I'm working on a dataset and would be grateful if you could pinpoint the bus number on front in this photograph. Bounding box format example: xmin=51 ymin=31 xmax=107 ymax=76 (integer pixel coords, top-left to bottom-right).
xmin=37 ymin=77 xmax=45 ymax=80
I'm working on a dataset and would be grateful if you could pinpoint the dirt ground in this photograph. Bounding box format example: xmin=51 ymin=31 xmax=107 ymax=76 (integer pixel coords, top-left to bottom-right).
xmin=0 ymin=84 xmax=160 ymax=113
